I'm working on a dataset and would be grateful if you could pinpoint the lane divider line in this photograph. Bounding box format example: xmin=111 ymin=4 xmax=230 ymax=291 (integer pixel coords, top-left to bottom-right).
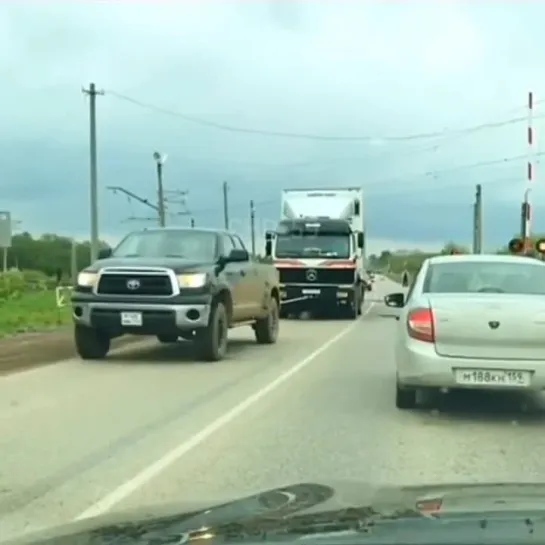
xmin=75 ymin=303 xmax=375 ymax=521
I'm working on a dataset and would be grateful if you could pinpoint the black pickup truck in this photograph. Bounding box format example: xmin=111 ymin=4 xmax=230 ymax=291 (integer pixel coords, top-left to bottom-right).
xmin=71 ymin=227 xmax=280 ymax=361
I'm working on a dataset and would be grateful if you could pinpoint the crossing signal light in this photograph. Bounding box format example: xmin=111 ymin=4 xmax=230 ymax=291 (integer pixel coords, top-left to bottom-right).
xmin=536 ymin=238 xmax=545 ymax=254
xmin=508 ymin=238 xmax=524 ymax=253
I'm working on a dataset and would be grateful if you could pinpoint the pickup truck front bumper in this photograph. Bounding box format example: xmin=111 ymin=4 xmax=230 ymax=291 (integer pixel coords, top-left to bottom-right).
xmin=71 ymin=293 xmax=212 ymax=336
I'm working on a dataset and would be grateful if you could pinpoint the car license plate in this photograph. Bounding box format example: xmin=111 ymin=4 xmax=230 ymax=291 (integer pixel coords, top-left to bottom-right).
xmin=302 ymin=289 xmax=321 ymax=295
xmin=121 ymin=312 xmax=143 ymax=327
xmin=454 ymin=368 xmax=531 ymax=387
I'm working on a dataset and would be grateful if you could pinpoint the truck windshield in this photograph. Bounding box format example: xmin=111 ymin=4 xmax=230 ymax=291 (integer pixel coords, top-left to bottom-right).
xmin=275 ymin=234 xmax=350 ymax=258
xmin=113 ymin=230 xmax=217 ymax=261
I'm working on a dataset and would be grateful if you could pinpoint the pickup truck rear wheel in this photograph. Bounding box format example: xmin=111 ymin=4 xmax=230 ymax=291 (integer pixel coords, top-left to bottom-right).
xmin=195 ymin=301 xmax=228 ymax=361
xmin=254 ymin=297 xmax=279 ymax=344
xmin=75 ymin=325 xmax=111 ymax=360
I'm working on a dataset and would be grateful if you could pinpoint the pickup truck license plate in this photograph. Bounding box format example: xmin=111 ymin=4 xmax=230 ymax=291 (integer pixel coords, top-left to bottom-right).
xmin=454 ymin=369 xmax=531 ymax=387
xmin=121 ymin=312 xmax=143 ymax=327
xmin=302 ymin=289 xmax=321 ymax=295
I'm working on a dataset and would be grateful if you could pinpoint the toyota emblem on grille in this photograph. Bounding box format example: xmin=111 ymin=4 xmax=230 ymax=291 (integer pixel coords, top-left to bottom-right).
xmin=126 ymin=279 xmax=141 ymax=290
xmin=306 ymin=269 xmax=317 ymax=282
xmin=488 ymin=320 xmax=500 ymax=329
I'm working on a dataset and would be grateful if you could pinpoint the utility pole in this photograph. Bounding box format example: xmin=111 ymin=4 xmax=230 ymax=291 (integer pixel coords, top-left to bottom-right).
xmin=153 ymin=151 xmax=167 ymax=227
xmin=250 ymin=200 xmax=256 ymax=257
xmin=222 ymin=181 xmax=230 ymax=229
xmin=473 ymin=184 xmax=483 ymax=254
xmin=82 ymin=83 xmax=104 ymax=262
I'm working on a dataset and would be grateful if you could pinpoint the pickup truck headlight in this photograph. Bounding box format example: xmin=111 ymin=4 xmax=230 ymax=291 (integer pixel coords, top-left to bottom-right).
xmin=177 ymin=273 xmax=207 ymax=288
xmin=77 ymin=271 xmax=98 ymax=287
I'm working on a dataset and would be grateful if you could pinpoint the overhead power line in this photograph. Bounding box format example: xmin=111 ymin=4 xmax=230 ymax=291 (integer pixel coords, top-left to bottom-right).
xmin=105 ymin=89 xmax=542 ymax=143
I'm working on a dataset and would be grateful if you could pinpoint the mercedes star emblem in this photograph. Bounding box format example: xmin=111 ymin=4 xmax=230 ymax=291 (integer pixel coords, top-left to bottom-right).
xmin=488 ymin=320 xmax=500 ymax=330
xmin=126 ymin=279 xmax=141 ymax=290
xmin=306 ymin=269 xmax=317 ymax=282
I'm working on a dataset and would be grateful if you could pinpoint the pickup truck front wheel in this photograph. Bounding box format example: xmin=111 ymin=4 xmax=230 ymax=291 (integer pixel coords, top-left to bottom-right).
xmin=75 ymin=325 xmax=111 ymax=360
xmin=195 ymin=301 xmax=228 ymax=361
xmin=254 ymin=296 xmax=279 ymax=344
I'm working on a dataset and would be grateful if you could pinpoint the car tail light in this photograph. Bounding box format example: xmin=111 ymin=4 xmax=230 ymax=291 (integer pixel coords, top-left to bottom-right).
xmin=407 ymin=307 xmax=435 ymax=343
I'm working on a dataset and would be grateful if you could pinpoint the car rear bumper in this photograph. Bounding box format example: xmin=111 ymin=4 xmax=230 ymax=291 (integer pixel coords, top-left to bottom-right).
xmin=397 ymin=341 xmax=545 ymax=391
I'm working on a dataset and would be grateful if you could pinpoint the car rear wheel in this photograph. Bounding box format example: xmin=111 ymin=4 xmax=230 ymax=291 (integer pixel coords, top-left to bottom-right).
xmin=396 ymin=382 xmax=417 ymax=409
xmin=254 ymin=296 xmax=279 ymax=344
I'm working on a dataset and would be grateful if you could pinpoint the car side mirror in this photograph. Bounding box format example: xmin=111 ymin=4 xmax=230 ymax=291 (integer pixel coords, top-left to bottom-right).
xmin=384 ymin=292 xmax=405 ymax=308
xmin=97 ymin=247 xmax=112 ymax=259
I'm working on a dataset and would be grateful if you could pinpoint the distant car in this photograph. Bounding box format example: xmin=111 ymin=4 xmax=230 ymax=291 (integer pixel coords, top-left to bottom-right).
xmin=384 ymin=254 xmax=545 ymax=409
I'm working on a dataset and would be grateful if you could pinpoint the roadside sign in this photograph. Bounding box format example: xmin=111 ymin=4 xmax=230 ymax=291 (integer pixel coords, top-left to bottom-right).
xmin=55 ymin=286 xmax=74 ymax=308
xmin=0 ymin=211 xmax=12 ymax=248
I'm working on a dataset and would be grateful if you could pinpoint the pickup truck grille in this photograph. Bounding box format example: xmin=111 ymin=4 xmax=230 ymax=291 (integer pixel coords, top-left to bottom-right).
xmin=278 ymin=268 xmax=355 ymax=285
xmin=97 ymin=272 xmax=174 ymax=296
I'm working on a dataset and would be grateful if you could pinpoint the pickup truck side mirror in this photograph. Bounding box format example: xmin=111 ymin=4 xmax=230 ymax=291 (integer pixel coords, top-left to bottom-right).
xmin=356 ymin=232 xmax=364 ymax=249
xmin=225 ymin=248 xmax=249 ymax=263
xmin=265 ymin=240 xmax=272 ymax=257
xmin=97 ymin=247 xmax=112 ymax=259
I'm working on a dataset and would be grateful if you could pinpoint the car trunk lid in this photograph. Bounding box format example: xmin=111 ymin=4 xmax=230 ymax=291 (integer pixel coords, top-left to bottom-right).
xmin=430 ymin=294 xmax=545 ymax=360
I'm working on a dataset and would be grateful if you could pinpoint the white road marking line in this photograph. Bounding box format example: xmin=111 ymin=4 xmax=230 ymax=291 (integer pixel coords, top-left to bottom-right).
xmin=75 ymin=303 xmax=375 ymax=520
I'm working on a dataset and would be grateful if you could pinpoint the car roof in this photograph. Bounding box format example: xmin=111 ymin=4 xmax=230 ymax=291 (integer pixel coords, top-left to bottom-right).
xmin=426 ymin=254 xmax=545 ymax=267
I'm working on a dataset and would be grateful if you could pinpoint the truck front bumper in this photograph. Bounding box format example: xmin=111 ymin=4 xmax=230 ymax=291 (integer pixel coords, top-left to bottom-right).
xmin=71 ymin=293 xmax=212 ymax=336
xmin=279 ymin=283 xmax=356 ymax=308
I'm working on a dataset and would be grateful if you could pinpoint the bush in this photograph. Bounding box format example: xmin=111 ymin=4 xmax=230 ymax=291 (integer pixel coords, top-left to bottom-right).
xmin=0 ymin=269 xmax=54 ymax=301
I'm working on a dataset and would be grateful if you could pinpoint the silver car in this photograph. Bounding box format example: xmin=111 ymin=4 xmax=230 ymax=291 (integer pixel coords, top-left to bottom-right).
xmin=384 ymin=254 xmax=545 ymax=409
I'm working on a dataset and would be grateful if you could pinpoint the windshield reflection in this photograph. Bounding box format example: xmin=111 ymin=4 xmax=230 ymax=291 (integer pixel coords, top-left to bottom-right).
xmin=113 ymin=230 xmax=217 ymax=261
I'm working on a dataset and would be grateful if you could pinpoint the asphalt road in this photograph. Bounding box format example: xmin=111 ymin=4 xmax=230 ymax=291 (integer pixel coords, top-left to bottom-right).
xmin=2 ymin=277 xmax=545 ymax=541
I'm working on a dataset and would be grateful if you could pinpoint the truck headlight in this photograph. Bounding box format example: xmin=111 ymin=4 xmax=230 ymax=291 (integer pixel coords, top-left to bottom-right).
xmin=177 ymin=273 xmax=207 ymax=288
xmin=77 ymin=271 xmax=98 ymax=287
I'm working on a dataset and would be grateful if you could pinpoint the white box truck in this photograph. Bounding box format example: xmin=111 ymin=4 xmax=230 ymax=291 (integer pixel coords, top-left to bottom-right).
xmin=264 ymin=187 xmax=367 ymax=319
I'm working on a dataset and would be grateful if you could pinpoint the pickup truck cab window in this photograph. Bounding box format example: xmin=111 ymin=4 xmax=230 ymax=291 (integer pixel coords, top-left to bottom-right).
xmin=221 ymin=235 xmax=236 ymax=256
xmin=113 ymin=229 xmax=217 ymax=261
xmin=231 ymin=235 xmax=246 ymax=251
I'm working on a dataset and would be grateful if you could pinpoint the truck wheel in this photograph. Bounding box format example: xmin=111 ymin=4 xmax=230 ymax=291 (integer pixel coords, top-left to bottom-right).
xmin=254 ymin=297 xmax=279 ymax=344
xmin=343 ymin=293 xmax=359 ymax=320
xmin=357 ymin=286 xmax=363 ymax=315
xmin=157 ymin=335 xmax=178 ymax=344
xmin=75 ymin=325 xmax=111 ymax=360
xmin=195 ymin=301 xmax=228 ymax=361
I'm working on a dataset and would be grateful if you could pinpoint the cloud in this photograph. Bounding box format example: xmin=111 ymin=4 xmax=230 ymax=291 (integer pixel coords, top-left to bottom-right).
xmin=2 ymin=0 xmax=545 ymax=253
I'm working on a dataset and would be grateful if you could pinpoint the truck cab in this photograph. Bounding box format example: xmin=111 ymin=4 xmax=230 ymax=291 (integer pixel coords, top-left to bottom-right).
xmin=265 ymin=218 xmax=364 ymax=319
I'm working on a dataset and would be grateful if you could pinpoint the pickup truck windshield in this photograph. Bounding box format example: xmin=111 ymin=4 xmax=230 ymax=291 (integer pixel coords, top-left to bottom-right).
xmin=113 ymin=230 xmax=217 ymax=260
xmin=275 ymin=234 xmax=350 ymax=258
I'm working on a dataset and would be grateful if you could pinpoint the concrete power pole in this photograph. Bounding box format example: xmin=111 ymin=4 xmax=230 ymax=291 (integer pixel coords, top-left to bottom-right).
xmin=473 ymin=184 xmax=483 ymax=254
xmin=250 ymin=200 xmax=256 ymax=257
xmin=82 ymin=83 xmax=104 ymax=263
xmin=222 ymin=181 xmax=230 ymax=229
xmin=152 ymin=152 xmax=167 ymax=227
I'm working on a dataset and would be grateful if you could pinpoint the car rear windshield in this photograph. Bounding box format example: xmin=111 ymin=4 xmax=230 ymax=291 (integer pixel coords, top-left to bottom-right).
xmin=422 ymin=261 xmax=545 ymax=295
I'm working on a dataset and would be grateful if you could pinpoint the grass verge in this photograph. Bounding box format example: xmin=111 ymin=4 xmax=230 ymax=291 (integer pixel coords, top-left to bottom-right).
xmin=0 ymin=290 xmax=71 ymax=337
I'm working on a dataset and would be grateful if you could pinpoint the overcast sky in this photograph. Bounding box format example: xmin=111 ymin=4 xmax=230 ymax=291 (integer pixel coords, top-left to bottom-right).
xmin=2 ymin=1 xmax=545 ymax=254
